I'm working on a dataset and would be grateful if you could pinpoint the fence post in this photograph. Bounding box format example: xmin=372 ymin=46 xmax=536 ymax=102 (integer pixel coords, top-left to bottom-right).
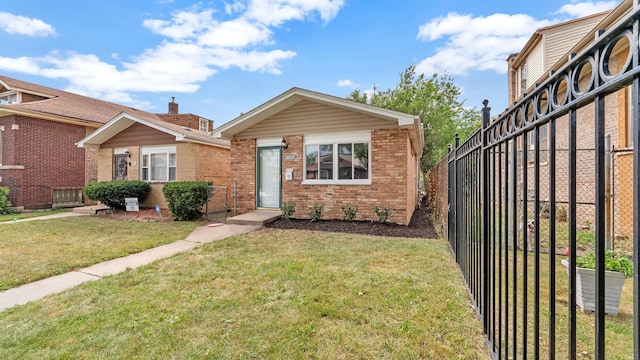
xmin=481 ymin=100 xmax=491 ymax=334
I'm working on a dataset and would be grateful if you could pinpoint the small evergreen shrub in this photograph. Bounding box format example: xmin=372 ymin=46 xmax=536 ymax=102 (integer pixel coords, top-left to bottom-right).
xmin=0 ymin=186 xmax=12 ymax=213
xmin=84 ymin=180 xmax=150 ymax=210
xmin=308 ymin=202 xmax=324 ymax=222
xmin=282 ymin=201 xmax=296 ymax=220
xmin=373 ymin=206 xmax=393 ymax=223
xmin=342 ymin=203 xmax=358 ymax=221
xmin=163 ymin=181 xmax=209 ymax=221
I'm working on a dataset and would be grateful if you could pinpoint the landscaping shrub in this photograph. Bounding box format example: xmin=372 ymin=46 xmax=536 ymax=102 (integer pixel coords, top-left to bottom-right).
xmin=342 ymin=203 xmax=358 ymax=221
xmin=282 ymin=201 xmax=296 ymax=220
xmin=163 ymin=181 xmax=209 ymax=221
xmin=308 ymin=202 xmax=324 ymax=222
xmin=84 ymin=180 xmax=150 ymax=210
xmin=0 ymin=186 xmax=12 ymax=214
xmin=373 ymin=206 xmax=393 ymax=223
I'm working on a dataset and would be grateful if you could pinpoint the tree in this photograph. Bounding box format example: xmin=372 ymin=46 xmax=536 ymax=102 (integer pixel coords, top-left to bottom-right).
xmin=347 ymin=65 xmax=480 ymax=172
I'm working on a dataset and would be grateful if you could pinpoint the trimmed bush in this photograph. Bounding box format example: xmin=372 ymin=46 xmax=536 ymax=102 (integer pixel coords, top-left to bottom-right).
xmin=282 ymin=201 xmax=296 ymax=220
xmin=163 ymin=181 xmax=209 ymax=221
xmin=84 ymin=180 xmax=150 ymax=210
xmin=308 ymin=203 xmax=324 ymax=222
xmin=342 ymin=203 xmax=358 ymax=221
xmin=0 ymin=186 xmax=12 ymax=213
xmin=373 ymin=206 xmax=393 ymax=223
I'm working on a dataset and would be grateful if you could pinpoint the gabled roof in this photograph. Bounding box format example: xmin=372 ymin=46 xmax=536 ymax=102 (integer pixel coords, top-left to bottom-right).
xmin=213 ymin=87 xmax=423 ymax=156
xmin=76 ymin=111 xmax=230 ymax=149
xmin=0 ymin=75 xmax=149 ymax=127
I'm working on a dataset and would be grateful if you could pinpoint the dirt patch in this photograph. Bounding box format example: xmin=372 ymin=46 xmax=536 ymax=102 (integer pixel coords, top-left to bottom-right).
xmin=95 ymin=208 xmax=176 ymax=222
xmin=265 ymin=201 xmax=439 ymax=239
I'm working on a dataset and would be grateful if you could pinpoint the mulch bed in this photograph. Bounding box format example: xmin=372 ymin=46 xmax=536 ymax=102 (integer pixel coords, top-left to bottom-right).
xmin=95 ymin=208 xmax=176 ymax=222
xmin=265 ymin=202 xmax=439 ymax=239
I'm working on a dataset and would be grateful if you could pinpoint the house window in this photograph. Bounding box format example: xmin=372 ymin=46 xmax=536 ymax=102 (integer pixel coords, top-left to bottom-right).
xmin=199 ymin=118 xmax=209 ymax=132
xmin=0 ymin=129 xmax=3 ymax=166
xmin=520 ymin=62 xmax=528 ymax=95
xmin=0 ymin=92 xmax=19 ymax=104
xmin=304 ymin=131 xmax=371 ymax=185
xmin=141 ymin=146 xmax=176 ymax=182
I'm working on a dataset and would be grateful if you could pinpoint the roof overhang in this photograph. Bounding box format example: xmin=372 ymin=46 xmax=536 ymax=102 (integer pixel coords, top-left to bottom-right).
xmin=213 ymin=87 xmax=422 ymax=154
xmin=76 ymin=112 xmax=187 ymax=149
xmin=0 ymin=106 xmax=103 ymax=128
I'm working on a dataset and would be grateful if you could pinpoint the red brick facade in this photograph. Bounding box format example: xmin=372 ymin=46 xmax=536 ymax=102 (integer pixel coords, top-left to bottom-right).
xmin=0 ymin=115 xmax=91 ymax=209
xmin=231 ymin=129 xmax=417 ymax=225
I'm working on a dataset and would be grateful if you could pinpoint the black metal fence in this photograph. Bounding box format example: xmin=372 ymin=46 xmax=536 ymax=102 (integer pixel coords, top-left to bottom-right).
xmin=447 ymin=4 xmax=639 ymax=359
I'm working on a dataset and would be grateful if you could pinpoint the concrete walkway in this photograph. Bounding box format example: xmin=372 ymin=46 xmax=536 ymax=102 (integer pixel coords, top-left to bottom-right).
xmin=0 ymin=213 xmax=260 ymax=312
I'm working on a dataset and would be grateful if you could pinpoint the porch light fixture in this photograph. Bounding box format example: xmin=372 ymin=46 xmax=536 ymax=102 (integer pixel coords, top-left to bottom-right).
xmin=281 ymin=138 xmax=288 ymax=150
xmin=124 ymin=151 xmax=131 ymax=158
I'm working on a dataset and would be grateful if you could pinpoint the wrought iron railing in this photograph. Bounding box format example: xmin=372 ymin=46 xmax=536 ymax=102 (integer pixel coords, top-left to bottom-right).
xmin=447 ymin=3 xmax=639 ymax=358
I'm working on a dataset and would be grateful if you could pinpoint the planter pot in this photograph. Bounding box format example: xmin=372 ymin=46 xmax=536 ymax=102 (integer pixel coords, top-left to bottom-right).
xmin=561 ymin=259 xmax=626 ymax=315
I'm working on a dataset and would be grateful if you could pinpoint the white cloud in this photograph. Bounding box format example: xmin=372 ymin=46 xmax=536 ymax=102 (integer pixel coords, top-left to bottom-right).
xmin=245 ymin=0 xmax=345 ymax=26
xmin=0 ymin=0 xmax=345 ymax=109
xmin=337 ymin=79 xmax=355 ymax=87
xmin=415 ymin=1 xmax=616 ymax=77
xmin=0 ymin=12 xmax=56 ymax=37
xmin=557 ymin=1 xmax=618 ymax=17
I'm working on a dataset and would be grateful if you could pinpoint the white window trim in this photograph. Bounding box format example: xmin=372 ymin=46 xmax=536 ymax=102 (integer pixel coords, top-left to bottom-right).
xmin=0 ymin=91 xmax=20 ymax=105
xmin=199 ymin=118 xmax=209 ymax=132
xmin=140 ymin=145 xmax=177 ymax=182
xmin=302 ymin=131 xmax=372 ymax=185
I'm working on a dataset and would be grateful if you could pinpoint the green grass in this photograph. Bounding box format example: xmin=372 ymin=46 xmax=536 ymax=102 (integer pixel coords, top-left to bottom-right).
xmin=0 ymin=216 xmax=200 ymax=290
xmin=0 ymin=230 xmax=491 ymax=359
xmin=489 ymin=249 xmax=634 ymax=359
xmin=0 ymin=209 xmax=70 ymax=222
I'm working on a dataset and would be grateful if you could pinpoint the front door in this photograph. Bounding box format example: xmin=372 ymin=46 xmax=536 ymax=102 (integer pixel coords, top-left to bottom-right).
xmin=257 ymin=147 xmax=281 ymax=208
xmin=114 ymin=154 xmax=128 ymax=180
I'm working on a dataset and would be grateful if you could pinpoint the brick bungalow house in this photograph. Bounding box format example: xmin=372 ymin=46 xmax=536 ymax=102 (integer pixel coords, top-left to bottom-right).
xmin=212 ymin=87 xmax=424 ymax=225
xmin=76 ymin=106 xmax=230 ymax=209
xmin=507 ymin=2 xmax=635 ymax=238
xmin=0 ymin=75 xmax=228 ymax=210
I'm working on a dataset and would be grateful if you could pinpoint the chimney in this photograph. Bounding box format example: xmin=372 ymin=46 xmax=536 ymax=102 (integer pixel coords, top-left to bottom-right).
xmin=168 ymin=96 xmax=178 ymax=114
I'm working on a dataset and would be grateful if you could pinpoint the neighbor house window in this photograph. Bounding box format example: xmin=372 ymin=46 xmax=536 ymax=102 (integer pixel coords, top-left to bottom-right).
xmin=199 ymin=118 xmax=209 ymax=132
xmin=519 ymin=62 xmax=528 ymax=96
xmin=304 ymin=131 xmax=371 ymax=185
xmin=141 ymin=145 xmax=176 ymax=182
xmin=0 ymin=92 xmax=19 ymax=104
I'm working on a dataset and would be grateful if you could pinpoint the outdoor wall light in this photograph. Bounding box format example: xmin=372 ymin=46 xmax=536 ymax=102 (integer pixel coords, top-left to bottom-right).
xmin=281 ymin=138 xmax=289 ymax=151
xmin=124 ymin=151 xmax=131 ymax=158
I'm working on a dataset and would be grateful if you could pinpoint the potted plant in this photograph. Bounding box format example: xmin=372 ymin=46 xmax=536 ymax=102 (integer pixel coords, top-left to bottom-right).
xmin=561 ymin=250 xmax=633 ymax=315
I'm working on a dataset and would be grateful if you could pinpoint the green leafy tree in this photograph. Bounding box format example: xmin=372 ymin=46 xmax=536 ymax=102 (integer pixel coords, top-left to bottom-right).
xmin=347 ymin=65 xmax=480 ymax=172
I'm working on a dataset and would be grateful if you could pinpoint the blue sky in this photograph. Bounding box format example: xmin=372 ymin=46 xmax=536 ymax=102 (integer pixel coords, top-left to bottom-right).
xmin=0 ymin=0 xmax=619 ymax=126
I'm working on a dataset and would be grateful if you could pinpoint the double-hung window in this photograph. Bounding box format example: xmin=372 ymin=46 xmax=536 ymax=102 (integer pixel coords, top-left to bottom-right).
xmin=141 ymin=145 xmax=176 ymax=182
xmin=303 ymin=131 xmax=371 ymax=185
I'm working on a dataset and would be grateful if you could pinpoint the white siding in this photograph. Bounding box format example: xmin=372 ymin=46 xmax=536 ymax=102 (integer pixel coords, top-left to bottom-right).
xmin=235 ymin=99 xmax=396 ymax=139
xmin=545 ymin=19 xmax=604 ymax=70
xmin=527 ymin=41 xmax=545 ymax=86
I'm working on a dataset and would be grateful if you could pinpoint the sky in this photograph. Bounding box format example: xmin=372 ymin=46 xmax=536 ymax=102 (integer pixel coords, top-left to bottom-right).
xmin=0 ymin=0 xmax=620 ymax=126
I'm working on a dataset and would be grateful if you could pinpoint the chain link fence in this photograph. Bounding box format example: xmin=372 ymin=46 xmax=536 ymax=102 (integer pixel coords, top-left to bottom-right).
xmin=205 ymin=186 xmax=228 ymax=223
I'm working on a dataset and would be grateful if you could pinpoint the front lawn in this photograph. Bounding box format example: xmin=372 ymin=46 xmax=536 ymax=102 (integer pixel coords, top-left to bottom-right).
xmin=0 ymin=217 xmax=199 ymax=290
xmin=0 ymin=229 xmax=490 ymax=359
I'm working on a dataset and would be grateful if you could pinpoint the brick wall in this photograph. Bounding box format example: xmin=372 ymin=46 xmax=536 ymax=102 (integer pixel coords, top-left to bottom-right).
xmin=157 ymin=113 xmax=208 ymax=131
xmin=0 ymin=115 xmax=88 ymax=209
xmin=231 ymin=129 xmax=416 ymax=225
xmin=231 ymin=138 xmax=257 ymax=215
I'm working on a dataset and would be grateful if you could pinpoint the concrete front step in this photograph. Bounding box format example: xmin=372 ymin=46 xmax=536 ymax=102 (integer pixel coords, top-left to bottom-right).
xmin=226 ymin=210 xmax=282 ymax=226
xmin=72 ymin=205 xmax=110 ymax=215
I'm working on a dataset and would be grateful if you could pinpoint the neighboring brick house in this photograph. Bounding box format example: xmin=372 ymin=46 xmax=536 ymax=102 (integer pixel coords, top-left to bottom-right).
xmin=0 ymin=76 xmax=135 ymax=209
xmin=506 ymin=3 xmax=635 ymax=238
xmin=213 ymin=87 xmax=424 ymax=225
xmin=0 ymin=75 xmax=227 ymax=210
xmin=76 ymin=105 xmax=230 ymax=209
